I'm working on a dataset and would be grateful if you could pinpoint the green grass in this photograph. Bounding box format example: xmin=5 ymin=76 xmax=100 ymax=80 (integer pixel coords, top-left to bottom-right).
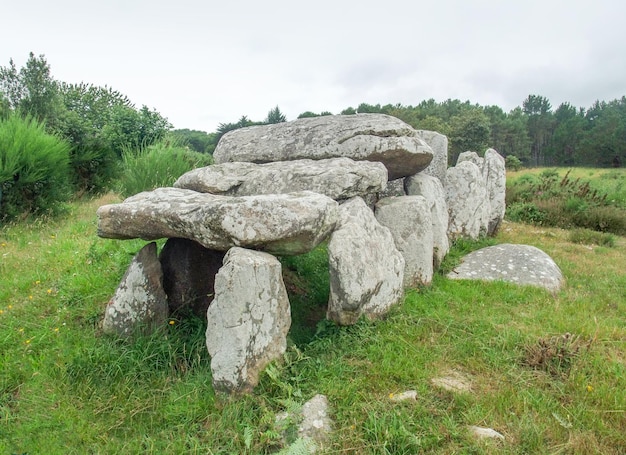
xmin=1 ymin=193 xmax=625 ymax=454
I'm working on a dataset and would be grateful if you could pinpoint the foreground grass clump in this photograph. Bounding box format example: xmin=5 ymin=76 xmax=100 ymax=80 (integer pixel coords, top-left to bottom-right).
xmin=1 ymin=195 xmax=625 ymax=454
xmin=506 ymin=167 xmax=626 ymax=235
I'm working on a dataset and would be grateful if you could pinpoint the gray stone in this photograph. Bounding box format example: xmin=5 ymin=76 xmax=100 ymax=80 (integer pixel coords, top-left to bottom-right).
xmin=160 ymin=238 xmax=224 ymax=317
xmin=377 ymin=178 xmax=406 ymax=199
xmin=417 ymin=130 xmax=448 ymax=183
xmin=375 ymin=196 xmax=434 ymax=287
xmin=445 ymin=161 xmax=489 ymax=241
xmin=447 ymin=244 xmax=564 ymax=293
xmin=483 ymin=148 xmax=506 ymax=235
xmin=102 ymin=242 xmax=169 ymax=337
xmin=299 ymin=394 xmax=333 ymax=451
xmin=468 ymin=426 xmax=505 ymax=441
xmin=97 ymin=188 xmax=339 ymax=256
xmin=174 ymin=158 xmax=387 ymax=201
xmin=327 ymin=197 xmax=405 ymax=325
xmin=457 ymin=150 xmax=485 ymax=170
xmin=213 ymin=114 xmax=433 ymax=180
xmin=405 ymin=173 xmax=450 ymax=269
xmin=206 ymin=247 xmax=291 ymax=393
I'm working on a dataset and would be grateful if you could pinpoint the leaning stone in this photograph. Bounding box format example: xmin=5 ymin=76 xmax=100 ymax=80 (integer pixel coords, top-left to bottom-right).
xmin=483 ymin=148 xmax=506 ymax=235
xmin=174 ymin=158 xmax=387 ymax=201
xmin=447 ymin=244 xmax=565 ymax=293
xmin=97 ymin=188 xmax=338 ymax=256
xmin=457 ymin=150 xmax=485 ymax=171
xmin=417 ymin=130 xmax=448 ymax=183
xmin=327 ymin=197 xmax=405 ymax=325
xmin=213 ymin=114 xmax=433 ymax=180
xmin=102 ymin=242 xmax=169 ymax=337
xmin=206 ymin=247 xmax=291 ymax=393
xmin=375 ymin=196 xmax=434 ymax=287
xmin=405 ymin=173 xmax=450 ymax=269
xmin=159 ymin=238 xmax=224 ymax=317
xmin=445 ymin=161 xmax=489 ymax=241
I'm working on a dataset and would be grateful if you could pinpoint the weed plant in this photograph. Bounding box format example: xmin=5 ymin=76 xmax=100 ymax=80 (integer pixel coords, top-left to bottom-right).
xmin=0 ymin=195 xmax=625 ymax=453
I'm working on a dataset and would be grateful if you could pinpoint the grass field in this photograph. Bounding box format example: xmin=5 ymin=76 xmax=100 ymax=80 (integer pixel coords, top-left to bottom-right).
xmin=1 ymin=172 xmax=625 ymax=453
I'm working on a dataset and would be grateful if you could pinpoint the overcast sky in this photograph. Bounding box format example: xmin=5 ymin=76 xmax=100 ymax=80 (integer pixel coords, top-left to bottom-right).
xmin=3 ymin=0 xmax=625 ymax=132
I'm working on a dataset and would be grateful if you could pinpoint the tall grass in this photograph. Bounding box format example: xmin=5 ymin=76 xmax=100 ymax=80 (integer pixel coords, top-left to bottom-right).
xmin=117 ymin=136 xmax=213 ymax=198
xmin=0 ymin=113 xmax=72 ymax=220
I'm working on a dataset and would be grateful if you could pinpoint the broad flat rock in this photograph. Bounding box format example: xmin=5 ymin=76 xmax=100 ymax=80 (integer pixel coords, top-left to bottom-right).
xmin=447 ymin=244 xmax=564 ymax=293
xmin=174 ymin=157 xmax=387 ymax=200
xmin=97 ymin=188 xmax=338 ymax=255
xmin=213 ymin=114 xmax=433 ymax=180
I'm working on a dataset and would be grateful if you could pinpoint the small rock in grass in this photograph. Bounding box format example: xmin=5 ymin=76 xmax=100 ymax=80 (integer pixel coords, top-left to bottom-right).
xmin=468 ymin=425 xmax=505 ymax=441
xmin=389 ymin=390 xmax=418 ymax=402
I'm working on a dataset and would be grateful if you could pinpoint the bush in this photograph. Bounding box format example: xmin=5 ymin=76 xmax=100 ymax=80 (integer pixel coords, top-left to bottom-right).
xmin=568 ymin=228 xmax=615 ymax=247
xmin=0 ymin=113 xmax=71 ymax=220
xmin=117 ymin=137 xmax=213 ymax=198
xmin=505 ymin=154 xmax=523 ymax=171
xmin=506 ymin=202 xmax=546 ymax=224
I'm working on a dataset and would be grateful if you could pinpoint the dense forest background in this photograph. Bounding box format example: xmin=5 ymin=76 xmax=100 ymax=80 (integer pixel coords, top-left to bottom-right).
xmin=2 ymin=53 xmax=625 ymax=176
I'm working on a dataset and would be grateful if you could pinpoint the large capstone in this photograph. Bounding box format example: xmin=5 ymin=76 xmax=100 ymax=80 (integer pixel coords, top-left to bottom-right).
xmin=375 ymin=196 xmax=434 ymax=287
xmin=206 ymin=247 xmax=291 ymax=393
xmin=213 ymin=114 xmax=433 ymax=180
xmin=445 ymin=161 xmax=489 ymax=241
xmin=327 ymin=197 xmax=405 ymax=325
xmin=102 ymin=242 xmax=169 ymax=337
xmin=174 ymin=158 xmax=387 ymax=200
xmin=405 ymin=173 xmax=450 ymax=269
xmin=447 ymin=244 xmax=564 ymax=293
xmin=97 ymin=188 xmax=338 ymax=255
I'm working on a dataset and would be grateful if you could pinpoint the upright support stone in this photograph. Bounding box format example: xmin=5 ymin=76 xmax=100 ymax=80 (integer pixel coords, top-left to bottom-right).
xmin=375 ymin=196 xmax=434 ymax=287
xmin=206 ymin=247 xmax=291 ymax=393
xmin=327 ymin=197 xmax=405 ymax=325
xmin=445 ymin=161 xmax=489 ymax=241
xmin=405 ymin=173 xmax=450 ymax=269
xmin=483 ymin=148 xmax=506 ymax=235
xmin=417 ymin=130 xmax=448 ymax=183
xmin=102 ymin=242 xmax=169 ymax=337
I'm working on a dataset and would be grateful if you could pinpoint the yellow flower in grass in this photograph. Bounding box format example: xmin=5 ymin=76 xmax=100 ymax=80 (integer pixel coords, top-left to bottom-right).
xmin=169 ymin=320 xmax=176 ymax=325
xmin=47 ymin=289 xmax=52 ymax=295
xmin=586 ymin=385 xmax=594 ymax=392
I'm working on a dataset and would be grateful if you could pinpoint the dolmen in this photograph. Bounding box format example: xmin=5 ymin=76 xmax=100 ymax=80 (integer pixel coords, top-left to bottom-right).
xmin=96 ymin=113 xmax=526 ymax=393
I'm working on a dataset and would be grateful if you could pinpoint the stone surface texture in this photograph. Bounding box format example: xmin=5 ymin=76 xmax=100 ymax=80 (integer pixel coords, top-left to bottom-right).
xmin=377 ymin=178 xmax=406 ymax=199
xmin=417 ymin=130 xmax=448 ymax=183
xmin=102 ymin=242 xmax=169 ymax=337
xmin=457 ymin=151 xmax=485 ymax=170
xmin=375 ymin=196 xmax=434 ymax=287
xmin=299 ymin=394 xmax=333 ymax=450
xmin=205 ymin=247 xmax=291 ymax=392
xmin=447 ymin=244 xmax=564 ymax=293
xmin=213 ymin=114 xmax=433 ymax=180
xmin=483 ymin=148 xmax=507 ymax=235
xmin=97 ymin=188 xmax=338 ymax=255
xmin=404 ymin=173 xmax=450 ymax=269
xmin=174 ymin=158 xmax=387 ymax=201
xmin=445 ymin=161 xmax=489 ymax=241
xmin=159 ymin=238 xmax=224 ymax=317
xmin=327 ymin=197 xmax=405 ymax=325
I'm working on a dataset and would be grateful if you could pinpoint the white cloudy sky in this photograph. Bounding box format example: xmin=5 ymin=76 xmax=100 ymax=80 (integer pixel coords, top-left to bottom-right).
xmin=2 ymin=0 xmax=625 ymax=132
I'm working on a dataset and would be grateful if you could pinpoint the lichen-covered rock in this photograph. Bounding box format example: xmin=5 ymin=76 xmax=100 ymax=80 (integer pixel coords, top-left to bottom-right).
xmin=213 ymin=114 xmax=433 ymax=180
xmin=483 ymin=148 xmax=506 ymax=235
xmin=102 ymin=242 xmax=169 ymax=337
xmin=327 ymin=197 xmax=404 ymax=325
xmin=447 ymin=244 xmax=564 ymax=293
xmin=457 ymin=150 xmax=485 ymax=170
xmin=160 ymin=238 xmax=224 ymax=317
xmin=174 ymin=158 xmax=387 ymax=201
xmin=97 ymin=188 xmax=338 ymax=255
xmin=445 ymin=161 xmax=489 ymax=241
xmin=405 ymin=173 xmax=450 ymax=269
xmin=377 ymin=178 xmax=406 ymax=199
xmin=206 ymin=247 xmax=291 ymax=393
xmin=417 ymin=130 xmax=448 ymax=183
xmin=375 ymin=196 xmax=434 ymax=287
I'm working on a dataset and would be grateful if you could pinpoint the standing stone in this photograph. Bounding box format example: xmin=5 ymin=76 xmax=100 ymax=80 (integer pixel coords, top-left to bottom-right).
xmin=160 ymin=238 xmax=224 ymax=317
xmin=213 ymin=114 xmax=433 ymax=180
xmin=483 ymin=148 xmax=506 ymax=235
xmin=375 ymin=196 xmax=434 ymax=287
xmin=445 ymin=161 xmax=489 ymax=241
xmin=405 ymin=173 xmax=450 ymax=269
xmin=174 ymin=158 xmax=387 ymax=201
xmin=102 ymin=242 xmax=169 ymax=337
xmin=457 ymin=151 xmax=485 ymax=170
xmin=206 ymin=247 xmax=291 ymax=393
xmin=97 ymin=188 xmax=339 ymax=256
xmin=327 ymin=197 xmax=405 ymax=325
xmin=417 ymin=130 xmax=448 ymax=183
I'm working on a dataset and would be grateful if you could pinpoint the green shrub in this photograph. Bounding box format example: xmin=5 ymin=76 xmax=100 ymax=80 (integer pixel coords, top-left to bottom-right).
xmin=0 ymin=113 xmax=71 ymax=220
xmin=568 ymin=228 xmax=615 ymax=247
xmin=506 ymin=202 xmax=546 ymax=224
xmin=505 ymin=154 xmax=523 ymax=171
xmin=117 ymin=137 xmax=213 ymax=198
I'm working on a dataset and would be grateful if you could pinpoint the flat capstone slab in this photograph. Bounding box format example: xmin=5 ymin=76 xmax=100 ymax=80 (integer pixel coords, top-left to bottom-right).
xmin=447 ymin=244 xmax=564 ymax=293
